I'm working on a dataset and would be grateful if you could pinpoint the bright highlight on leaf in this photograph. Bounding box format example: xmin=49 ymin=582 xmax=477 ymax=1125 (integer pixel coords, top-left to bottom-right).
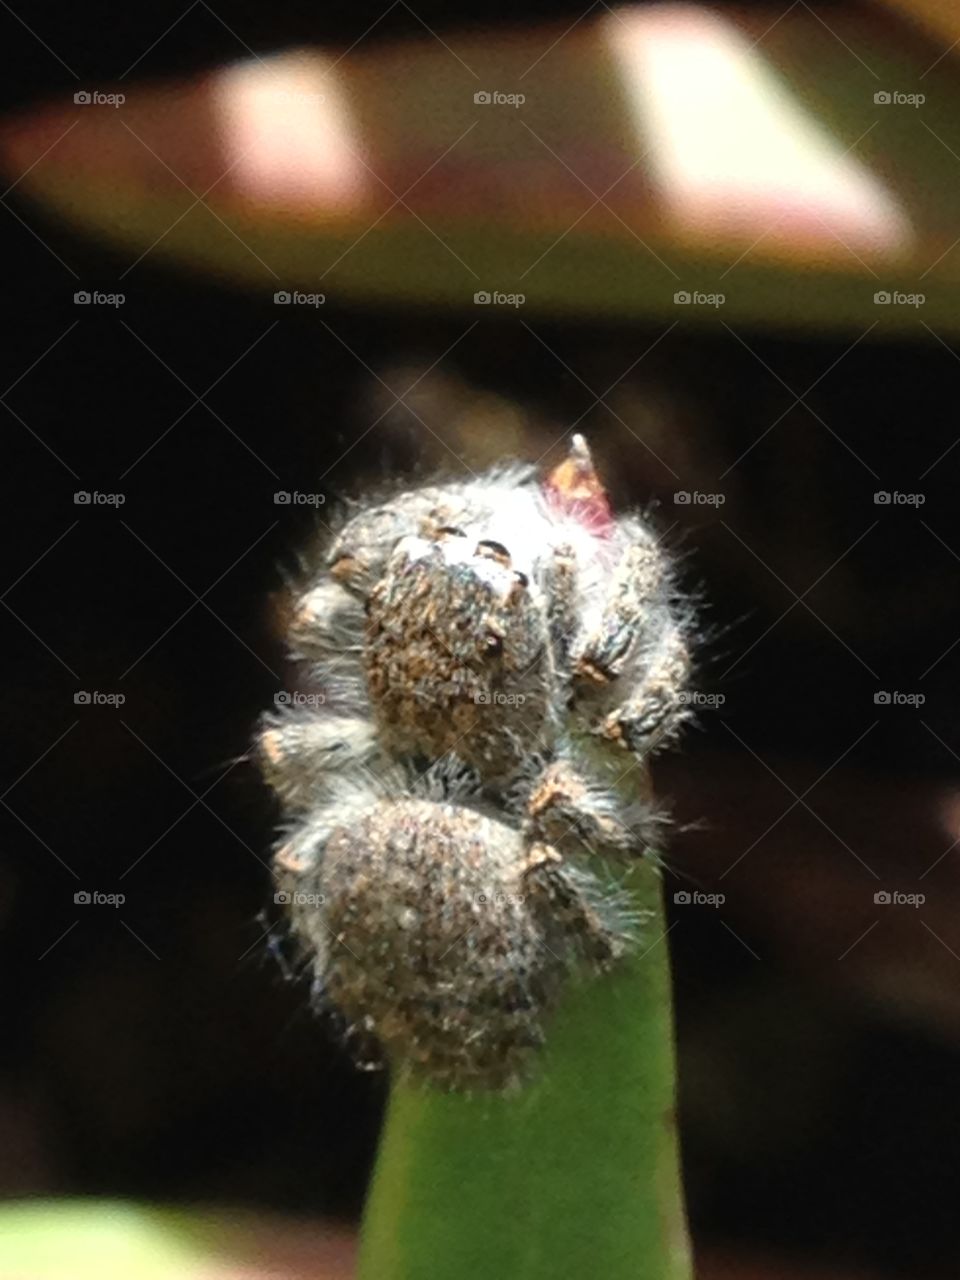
xmin=606 ymin=4 xmax=912 ymax=254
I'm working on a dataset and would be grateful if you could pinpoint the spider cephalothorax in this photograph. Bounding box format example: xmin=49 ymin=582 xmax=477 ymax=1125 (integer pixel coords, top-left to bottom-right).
xmin=363 ymin=527 xmax=551 ymax=778
xmin=258 ymin=435 xmax=693 ymax=1089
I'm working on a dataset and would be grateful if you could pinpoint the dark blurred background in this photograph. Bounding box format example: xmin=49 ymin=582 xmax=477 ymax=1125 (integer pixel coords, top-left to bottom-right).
xmin=2 ymin=3 xmax=960 ymax=1279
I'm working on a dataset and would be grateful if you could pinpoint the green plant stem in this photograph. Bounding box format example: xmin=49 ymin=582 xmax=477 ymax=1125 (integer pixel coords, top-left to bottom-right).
xmin=358 ymin=856 xmax=691 ymax=1280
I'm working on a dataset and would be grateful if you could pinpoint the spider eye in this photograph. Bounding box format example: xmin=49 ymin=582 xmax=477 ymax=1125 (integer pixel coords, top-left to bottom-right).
xmin=483 ymin=630 xmax=504 ymax=658
xmin=476 ymin=539 xmax=512 ymax=567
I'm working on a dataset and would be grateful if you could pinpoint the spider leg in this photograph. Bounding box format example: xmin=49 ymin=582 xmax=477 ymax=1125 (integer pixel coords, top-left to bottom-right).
xmin=523 ymin=753 xmax=653 ymax=855
xmin=517 ymin=750 xmax=654 ymax=968
xmin=288 ymin=578 xmax=364 ymax=662
xmin=571 ymin=523 xmax=692 ymax=755
xmin=541 ymin=540 xmax=580 ymax=675
xmin=521 ymin=846 xmax=636 ymax=969
xmin=256 ymin=712 xmax=386 ymax=811
xmin=597 ymin=623 xmax=691 ymax=754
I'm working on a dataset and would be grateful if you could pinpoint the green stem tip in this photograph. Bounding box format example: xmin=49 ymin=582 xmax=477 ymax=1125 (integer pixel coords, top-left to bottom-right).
xmin=358 ymin=859 xmax=692 ymax=1280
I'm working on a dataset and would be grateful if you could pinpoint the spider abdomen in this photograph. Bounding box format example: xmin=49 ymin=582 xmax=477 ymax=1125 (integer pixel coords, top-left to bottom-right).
xmin=317 ymin=801 xmax=567 ymax=1089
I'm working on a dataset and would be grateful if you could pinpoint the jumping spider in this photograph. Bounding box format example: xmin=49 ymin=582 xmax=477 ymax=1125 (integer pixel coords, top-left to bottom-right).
xmin=257 ymin=436 xmax=694 ymax=1090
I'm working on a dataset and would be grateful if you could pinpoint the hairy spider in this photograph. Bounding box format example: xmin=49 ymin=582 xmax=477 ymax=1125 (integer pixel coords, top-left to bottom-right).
xmin=257 ymin=436 xmax=694 ymax=1090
